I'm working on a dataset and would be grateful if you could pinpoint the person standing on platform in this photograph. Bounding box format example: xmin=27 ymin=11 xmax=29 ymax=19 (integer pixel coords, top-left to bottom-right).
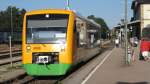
xmin=115 ymin=38 xmax=119 ymax=47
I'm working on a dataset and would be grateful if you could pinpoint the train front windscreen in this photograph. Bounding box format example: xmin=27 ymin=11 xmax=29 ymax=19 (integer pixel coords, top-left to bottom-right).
xmin=26 ymin=14 xmax=69 ymax=44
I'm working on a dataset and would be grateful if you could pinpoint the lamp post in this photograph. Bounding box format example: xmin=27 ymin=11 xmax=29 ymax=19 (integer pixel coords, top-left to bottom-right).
xmin=125 ymin=0 xmax=128 ymax=64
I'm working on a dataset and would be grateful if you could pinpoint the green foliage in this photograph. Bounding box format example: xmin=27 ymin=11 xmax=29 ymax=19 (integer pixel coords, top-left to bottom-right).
xmin=87 ymin=15 xmax=109 ymax=39
xmin=0 ymin=6 xmax=26 ymax=31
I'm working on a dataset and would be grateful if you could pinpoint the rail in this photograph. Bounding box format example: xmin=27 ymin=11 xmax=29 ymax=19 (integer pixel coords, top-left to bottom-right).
xmin=0 ymin=49 xmax=21 ymax=65
xmin=0 ymin=49 xmax=21 ymax=54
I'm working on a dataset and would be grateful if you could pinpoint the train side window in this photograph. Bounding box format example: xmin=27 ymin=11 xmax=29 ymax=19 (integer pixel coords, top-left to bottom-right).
xmin=74 ymin=21 xmax=77 ymax=32
xmin=74 ymin=21 xmax=80 ymax=47
xmin=77 ymin=32 xmax=80 ymax=47
xmin=76 ymin=23 xmax=81 ymax=47
xmin=77 ymin=23 xmax=87 ymax=48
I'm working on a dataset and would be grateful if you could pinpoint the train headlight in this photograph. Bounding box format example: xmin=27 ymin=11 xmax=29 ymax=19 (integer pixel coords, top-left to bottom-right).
xmin=26 ymin=46 xmax=31 ymax=50
xmin=61 ymin=44 xmax=66 ymax=52
xmin=142 ymin=51 xmax=149 ymax=57
xmin=45 ymin=14 xmax=49 ymax=18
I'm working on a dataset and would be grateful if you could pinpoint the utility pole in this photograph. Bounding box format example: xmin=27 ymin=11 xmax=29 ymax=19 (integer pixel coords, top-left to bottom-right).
xmin=66 ymin=0 xmax=70 ymax=10
xmin=125 ymin=0 xmax=128 ymax=64
xmin=10 ymin=6 xmax=13 ymax=67
xmin=11 ymin=6 xmax=13 ymax=37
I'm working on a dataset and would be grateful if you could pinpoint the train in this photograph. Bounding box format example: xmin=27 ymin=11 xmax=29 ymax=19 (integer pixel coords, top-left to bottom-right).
xmin=140 ymin=27 xmax=150 ymax=60
xmin=22 ymin=9 xmax=101 ymax=76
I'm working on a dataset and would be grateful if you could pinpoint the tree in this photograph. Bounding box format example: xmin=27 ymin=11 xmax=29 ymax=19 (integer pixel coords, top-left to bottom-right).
xmin=87 ymin=15 xmax=110 ymax=39
xmin=0 ymin=6 xmax=26 ymax=31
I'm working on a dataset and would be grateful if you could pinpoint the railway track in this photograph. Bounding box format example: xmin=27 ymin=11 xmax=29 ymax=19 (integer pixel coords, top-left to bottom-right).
xmin=0 ymin=49 xmax=22 ymax=83
xmin=0 ymin=40 xmax=112 ymax=84
xmin=0 ymin=48 xmax=62 ymax=84
xmin=0 ymin=49 xmax=21 ymax=65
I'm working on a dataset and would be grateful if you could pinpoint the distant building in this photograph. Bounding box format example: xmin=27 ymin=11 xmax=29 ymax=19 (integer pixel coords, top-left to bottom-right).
xmin=131 ymin=0 xmax=150 ymax=31
xmin=114 ymin=0 xmax=150 ymax=39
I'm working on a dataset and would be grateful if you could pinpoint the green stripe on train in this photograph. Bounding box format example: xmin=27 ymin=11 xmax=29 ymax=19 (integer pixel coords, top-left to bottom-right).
xmin=23 ymin=64 xmax=71 ymax=76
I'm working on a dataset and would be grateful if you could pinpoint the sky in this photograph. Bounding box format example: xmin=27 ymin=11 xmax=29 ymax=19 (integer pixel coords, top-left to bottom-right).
xmin=0 ymin=0 xmax=132 ymax=29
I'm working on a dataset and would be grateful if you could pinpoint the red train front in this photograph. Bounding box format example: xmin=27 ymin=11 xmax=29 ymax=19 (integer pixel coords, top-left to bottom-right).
xmin=140 ymin=27 xmax=150 ymax=60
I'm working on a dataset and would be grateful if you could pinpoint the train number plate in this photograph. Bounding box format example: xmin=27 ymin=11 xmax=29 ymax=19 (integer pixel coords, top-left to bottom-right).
xmin=37 ymin=56 xmax=49 ymax=63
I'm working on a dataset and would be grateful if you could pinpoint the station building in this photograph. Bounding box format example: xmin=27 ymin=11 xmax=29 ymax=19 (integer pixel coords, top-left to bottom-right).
xmin=114 ymin=0 xmax=150 ymax=40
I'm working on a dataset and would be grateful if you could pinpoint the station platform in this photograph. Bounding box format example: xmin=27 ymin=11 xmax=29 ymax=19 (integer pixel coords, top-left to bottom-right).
xmin=83 ymin=46 xmax=150 ymax=84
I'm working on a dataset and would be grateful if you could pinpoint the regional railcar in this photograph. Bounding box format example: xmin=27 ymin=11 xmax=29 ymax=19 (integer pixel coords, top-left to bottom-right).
xmin=22 ymin=9 xmax=101 ymax=76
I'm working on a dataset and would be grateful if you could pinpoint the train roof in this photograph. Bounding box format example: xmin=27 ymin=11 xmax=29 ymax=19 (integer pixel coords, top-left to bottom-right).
xmin=77 ymin=16 xmax=101 ymax=28
xmin=25 ymin=9 xmax=75 ymax=15
xmin=25 ymin=9 xmax=101 ymax=28
xmin=74 ymin=11 xmax=101 ymax=28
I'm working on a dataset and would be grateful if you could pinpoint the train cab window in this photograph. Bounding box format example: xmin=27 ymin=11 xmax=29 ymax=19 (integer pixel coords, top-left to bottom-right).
xmin=26 ymin=14 xmax=69 ymax=44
